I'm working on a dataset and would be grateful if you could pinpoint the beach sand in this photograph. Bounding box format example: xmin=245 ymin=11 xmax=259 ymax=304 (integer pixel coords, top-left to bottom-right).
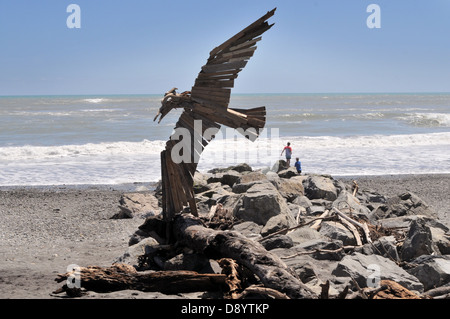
xmin=0 ymin=174 xmax=449 ymax=299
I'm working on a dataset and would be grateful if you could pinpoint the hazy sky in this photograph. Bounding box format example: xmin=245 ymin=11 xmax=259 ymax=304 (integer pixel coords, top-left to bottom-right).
xmin=1 ymin=0 xmax=449 ymax=95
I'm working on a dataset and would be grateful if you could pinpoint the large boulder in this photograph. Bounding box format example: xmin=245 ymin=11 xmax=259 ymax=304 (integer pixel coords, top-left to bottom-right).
xmin=234 ymin=181 xmax=295 ymax=226
xmin=407 ymin=255 xmax=450 ymax=291
xmin=332 ymin=252 xmax=424 ymax=292
xmin=112 ymin=192 xmax=160 ymax=219
xmin=303 ymin=175 xmax=338 ymax=201
xmin=400 ymin=219 xmax=441 ymax=262
xmin=276 ymin=177 xmax=305 ymax=202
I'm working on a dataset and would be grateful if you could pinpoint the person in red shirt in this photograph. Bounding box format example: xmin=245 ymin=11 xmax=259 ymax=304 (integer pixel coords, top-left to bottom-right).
xmin=280 ymin=142 xmax=292 ymax=167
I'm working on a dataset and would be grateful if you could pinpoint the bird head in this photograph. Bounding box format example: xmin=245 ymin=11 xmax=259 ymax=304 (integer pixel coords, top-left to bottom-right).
xmin=154 ymin=88 xmax=191 ymax=123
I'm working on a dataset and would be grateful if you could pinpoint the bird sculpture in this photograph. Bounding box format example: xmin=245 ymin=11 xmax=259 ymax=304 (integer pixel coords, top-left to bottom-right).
xmin=154 ymin=8 xmax=276 ymax=228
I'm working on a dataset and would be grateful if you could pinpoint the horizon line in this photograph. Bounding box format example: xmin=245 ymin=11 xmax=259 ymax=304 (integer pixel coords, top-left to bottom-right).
xmin=1 ymin=91 xmax=450 ymax=98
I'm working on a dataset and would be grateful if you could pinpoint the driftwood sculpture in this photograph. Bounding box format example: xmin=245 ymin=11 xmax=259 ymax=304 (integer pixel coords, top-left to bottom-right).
xmin=154 ymin=8 xmax=276 ymax=230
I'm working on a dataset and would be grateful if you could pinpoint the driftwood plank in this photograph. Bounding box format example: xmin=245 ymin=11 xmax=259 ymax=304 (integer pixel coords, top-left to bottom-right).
xmin=209 ymin=8 xmax=276 ymax=58
xmin=54 ymin=264 xmax=227 ymax=295
xmin=201 ymin=60 xmax=247 ymax=73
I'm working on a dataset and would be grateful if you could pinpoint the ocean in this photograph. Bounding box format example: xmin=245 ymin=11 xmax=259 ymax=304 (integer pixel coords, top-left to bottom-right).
xmin=0 ymin=93 xmax=449 ymax=187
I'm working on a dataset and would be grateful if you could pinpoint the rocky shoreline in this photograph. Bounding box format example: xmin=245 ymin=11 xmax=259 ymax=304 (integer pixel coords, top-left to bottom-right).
xmin=1 ymin=163 xmax=449 ymax=299
xmin=114 ymin=162 xmax=450 ymax=299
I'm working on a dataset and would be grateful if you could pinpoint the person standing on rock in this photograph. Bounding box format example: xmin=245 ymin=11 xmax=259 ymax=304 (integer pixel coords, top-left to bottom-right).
xmin=281 ymin=142 xmax=292 ymax=167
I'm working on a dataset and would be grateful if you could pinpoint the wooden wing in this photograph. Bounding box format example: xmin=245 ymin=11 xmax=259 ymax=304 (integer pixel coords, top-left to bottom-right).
xmin=190 ymin=8 xmax=276 ymax=110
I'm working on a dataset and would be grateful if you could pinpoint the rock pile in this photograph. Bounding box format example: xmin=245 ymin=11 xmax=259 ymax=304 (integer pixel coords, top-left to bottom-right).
xmin=117 ymin=162 xmax=450 ymax=299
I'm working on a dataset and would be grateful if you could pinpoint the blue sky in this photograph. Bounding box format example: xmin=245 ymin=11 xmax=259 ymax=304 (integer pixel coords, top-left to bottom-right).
xmin=1 ymin=0 xmax=449 ymax=95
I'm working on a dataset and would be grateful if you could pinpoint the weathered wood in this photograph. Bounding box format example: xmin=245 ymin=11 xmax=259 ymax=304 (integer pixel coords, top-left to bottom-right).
xmin=155 ymin=9 xmax=274 ymax=225
xmin=173 ymin=214 xmax=315 ymax=299
xmin=209 ymin=8 xmax=276 ymax=58
xmin=54 ymin=263 xmax=227 ymax=295
xmin=338 ymin=214 xmax=363 ymax=246
xmin=333 ymin=207 xmax=372 ymax=243
xmin=422 ymin=285 xmax=450 ymax=298
xmin=310 ymin=210 xmax=329 ymax=230
xmin=236 ymin=285 xmax=290 ymax=299
xmin=202 ymin=60 xmax=247 ymax=73
xmin=194 ymin=79 xmax=235 ymax=88
xmin=229 ymin=37 xmax=262 ymax=52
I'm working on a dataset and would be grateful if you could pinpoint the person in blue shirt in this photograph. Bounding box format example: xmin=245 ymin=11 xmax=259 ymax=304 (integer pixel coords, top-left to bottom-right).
xmin=294 ymin=157 xmax=302 ymax=174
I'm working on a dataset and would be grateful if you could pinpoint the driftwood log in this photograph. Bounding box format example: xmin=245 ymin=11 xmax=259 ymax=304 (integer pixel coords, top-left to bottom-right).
xmin=173 ymin=214 xmax=315 ymax=299
xmin=53 ymin=263 xmax=227 ymax=296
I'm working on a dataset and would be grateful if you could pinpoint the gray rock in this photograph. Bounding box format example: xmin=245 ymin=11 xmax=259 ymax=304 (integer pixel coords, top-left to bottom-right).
xmin=287 ymin=227 xmax=325 ymax=245
xmin=319 ymin=221 xmax=356 ymax=246
xmin=401 ymin=219 xmax=440 ymax=262
xmin=370 ymin=191 xmax=437 ymax=221
xmin=260 ymin=234 xmax=294 ymax=250
xmin=112 ymin=192 xmax=160 ymax=219
xmin=303 ymin=175 xmax=338 ymax=201
xmin=130 ymin=215 xmax=166 ymax=245
xmin=332 ymin=252 xmax=424 ymax=292
xmin=215 ymin=193 xmax=242 ymax=213
xmin=271 ymin=159 xmax=287 ymax=173
xmin=372 ymin=236 xmax=400 ymax=262
xmin=193 ymin=172 xmax=210 ymax=194
xmin=376 ymin=215 xmax=448 ymax=231
xmin=207 ymin=163 xmax=252 ymax=174
xmin=407 ymin=256 xmax=450 ymax=291
xmin=231 ymin=221 xmax=263 ymax=240
xmin=220 ymin=170 xmax=242 ymax=187
xmin=229 ymin=163 xmax=253 ymax=173
xmin=236 ymin=171 xmax=267 ymax=184
xmin=232 ymin=180 xmax=271 ymax=194
xmin=114 ymin=237 xmax=160 ymax=268
xmin=333 ymin=190 xmax=371 ymax=221
xmin=261 ymin=214 xmax=293 ymax=237
xmin=271 ymin=247 xmax=342 ymax=289
xmin=430 ymin=227 xmax=450 ymax=255
xmin=164 ymin=253 xmax=210 ymax=272
xmin=297 ymin=239 xmax=346 ymax=261
xmin=206 ymin=173 xmax=224 ymax=184
xmin=234 ymin=182 xmax=295 ymax=226
xmin=277 ymin=167 xmax=298 ymax=179
xmin=292 ymin=195 xmax=312 ymax=210
xmin=276 ymin=177 xmax=305 ymax=202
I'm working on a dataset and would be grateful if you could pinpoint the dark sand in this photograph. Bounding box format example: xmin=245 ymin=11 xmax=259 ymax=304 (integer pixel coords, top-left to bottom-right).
xmin=0 ymin=174 xmax=449 ymax=299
